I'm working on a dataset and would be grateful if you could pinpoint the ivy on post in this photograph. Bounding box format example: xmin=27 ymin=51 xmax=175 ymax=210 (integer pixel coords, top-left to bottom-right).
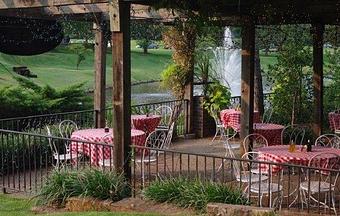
xmin=110 ymin=0 xmax=131 ymax=179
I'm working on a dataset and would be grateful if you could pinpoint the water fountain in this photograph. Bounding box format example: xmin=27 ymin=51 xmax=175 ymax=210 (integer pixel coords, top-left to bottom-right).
xmin=211 ymin=27 xmax=241 ymax=97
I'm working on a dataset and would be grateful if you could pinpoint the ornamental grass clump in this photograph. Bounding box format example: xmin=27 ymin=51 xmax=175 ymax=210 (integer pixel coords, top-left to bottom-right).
xmin=37 ymin=168 xmax=130 ymax=206
xmin=144 ymin=178 xmax=249 ymax=212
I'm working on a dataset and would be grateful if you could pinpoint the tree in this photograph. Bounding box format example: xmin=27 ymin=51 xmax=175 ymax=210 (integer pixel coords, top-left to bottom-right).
xmin=61 ymin=21 xmax=94 ymax=45
xmin=130 ymin=20 xmax=163 ymax=54
xmin=266 ymin=36 xmax=313 ymax=125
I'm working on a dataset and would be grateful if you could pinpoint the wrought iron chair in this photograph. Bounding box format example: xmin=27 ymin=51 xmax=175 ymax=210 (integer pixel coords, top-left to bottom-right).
xmin=299 ymin=152 xmax=340 ymax=215
xmin=262 ymin=107 xmax=273 ymax=123
xmin=133 ymin=130 xmax=167 ymax=186
xmin=154 ymin=105 xmax=173 ymax=131
xmin=58 ymin=120 xmax=78 ymax=139
xmin=281 ymin=124 xmax=306 ymax=145
xmin=241 ymin=152 xmax=283 ymax=209
xmin=315 ymin=134 xmax=340 ymax=149
xmin=162 ymin=122 xmax=175 ymax=150
xmin=98 ymin=133 xmax=115 ymax=169
xmin=210 ymin=107 xmax=237 ymax=146
xmin=242 ymin=133 xmax=268 ymax=153
xmin=46 ymin=126 xmax=81 ymax=167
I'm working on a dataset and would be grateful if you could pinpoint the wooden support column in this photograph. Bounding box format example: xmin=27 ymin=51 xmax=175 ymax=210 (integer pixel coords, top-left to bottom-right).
xmin=111 ymin=1 xmax=131 ymax=177
xmin=312 ymin=23 xmax=324 ymax=137
xmin=94 ymin=21 xmax=108 ymax=128
xmin=240 ymin=23 xmax=255 ymax=153
xmin=184 ymin=82 xmax=194 ymax=135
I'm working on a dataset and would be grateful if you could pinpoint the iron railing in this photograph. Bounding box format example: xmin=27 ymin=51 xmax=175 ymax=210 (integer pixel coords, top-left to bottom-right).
xmin=0 ymin=129 xmax=338 ymax=214
xmin=131 ymin=145 xmax=340 ymax=214
xmin=0 ymin=99 xmax=189 ymax=136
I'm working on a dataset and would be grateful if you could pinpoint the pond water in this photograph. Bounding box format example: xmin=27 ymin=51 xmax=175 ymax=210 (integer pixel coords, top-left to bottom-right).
xmin=104 ymin=82 xmax=174 ymax=106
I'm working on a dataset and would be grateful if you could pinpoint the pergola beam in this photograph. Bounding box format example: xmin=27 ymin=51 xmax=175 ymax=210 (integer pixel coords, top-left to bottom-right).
xmin=0 ymin=0 xmax=108 ymax=9
xmin=94 ymin=20 xmax=108 ymax=128
xmin=240 ymin=21 xmax=255 ymax=153
xmin=112 ymin=1 xmax=131 ymax=176
xmin=312 ymin=23 xmax=324 ymax=137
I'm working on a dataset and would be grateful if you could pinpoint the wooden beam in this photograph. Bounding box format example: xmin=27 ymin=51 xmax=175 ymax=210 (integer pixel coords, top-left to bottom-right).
xmin=240 ymin=22 xmax=255 ymax=153
xmin=112 ymin=1 xmax=131 ymax=177
xmin=0 ymin=0 xmax=108 ymax=10
xmin=312 ymin=23 xmax=324 ymax=137
xmin=94 ymin=21 xmax=108 ymax=128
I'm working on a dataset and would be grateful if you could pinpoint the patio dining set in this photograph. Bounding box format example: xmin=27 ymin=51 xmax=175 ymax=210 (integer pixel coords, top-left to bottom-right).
xmin=46 ymin=105 xmax=177 ymax=169
xmin=212 ymin=107 xmax=340 ymax=213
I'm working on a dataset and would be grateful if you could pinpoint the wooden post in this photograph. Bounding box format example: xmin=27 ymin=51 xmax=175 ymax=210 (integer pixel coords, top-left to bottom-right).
xmin=312 ymin=23 xmax=324 ymax=137
xmin=94 ymin=21 xmax=108 ymax=128
xmin=184 ymin=82 xmax=194 ymax=135
xmin=111 ymin=1 xmax=131 ymax=177
xmin=240 ymin=23 xmax=255 ymax=153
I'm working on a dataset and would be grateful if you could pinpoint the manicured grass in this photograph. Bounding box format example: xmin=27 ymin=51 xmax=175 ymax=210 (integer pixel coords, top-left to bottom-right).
xmin=0 ymin=194 xmax=159 ymax=216
xmin=0 ymin=41 xmax=280 ymax=90
xmin=0 ymin=42 xmax=172 ymax=89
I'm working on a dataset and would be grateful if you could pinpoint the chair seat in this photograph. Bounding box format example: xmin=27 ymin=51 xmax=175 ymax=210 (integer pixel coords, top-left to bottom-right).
xmin=236 ymin=171 xmax=269 ymax=183
xmin=335 ymin=129 xmax=340 ymax=135
xmin=98 ymin=159 xmax=115 ymax=167
xmin=53 ymin=153 xmax=81 ymax=161
xmin=133 ymin=156 xmax=157 ymax=163
xmin=250 ymin=182 xmax=283 ymax=193
xmin=300 ymin=181 xmax=335 ymax=193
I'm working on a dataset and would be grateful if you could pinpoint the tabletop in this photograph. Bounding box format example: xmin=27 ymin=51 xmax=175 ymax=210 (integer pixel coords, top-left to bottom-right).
xmin=70 ymin=128 xmax=146 ymax=165
xmin=131 ymin=114 xmax=161 ymax=133
xmin=329 ymin=112 xmax=340 ymax=131
xmin=257 ymin=145 xmax=340 ymax=173
xmin=254 ymin=123 xmax=284 ymax=145
xmin=220 ymin=109 xmax=260 ymax=132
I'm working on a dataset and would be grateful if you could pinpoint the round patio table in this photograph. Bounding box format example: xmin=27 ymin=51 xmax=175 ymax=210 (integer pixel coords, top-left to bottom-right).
xmin=328 ymin=111 xmax=340 ymax=133
xmin=256 ymin=145 xmax=340 ymax=173
xmin=70 ymin=128 xmax=146 ymax=165
xmin=131 ymin=114 xmax=161 ymax=134
xmin=254 ymin=123 xmax=284 ymax=146
xmin=220 ymin=109 xmax=260 ymax=132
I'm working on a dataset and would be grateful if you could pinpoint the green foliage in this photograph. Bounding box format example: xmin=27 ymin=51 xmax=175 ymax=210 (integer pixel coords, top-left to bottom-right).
xmin=161 ymin=64 xmax=188 ymax=99
xmin=265 ymin=39 xmax=313 ymax=125
xmin=37 ymin=169 xmax=130 ymax=206
xmin=324 ymin=48 xmax=340 ymax=130
xmin=62 ymin=21 xmax=94 ymax=43
xmin=131 ymin=20 xmax=163 ymax=54
xmin=203 ymin=82 xmax=231 ymax=117
xmin=70 ymin=44 xmax=89 ymax=70
xmin=0 ymin=76 xmax=91 ymax=118
xmin=144 ymin=178 xmax=248 ymax=212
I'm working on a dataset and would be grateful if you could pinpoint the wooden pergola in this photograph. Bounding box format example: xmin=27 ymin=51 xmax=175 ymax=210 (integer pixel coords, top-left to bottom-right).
xmin=0 ymin=0 xmax=339 ymax=176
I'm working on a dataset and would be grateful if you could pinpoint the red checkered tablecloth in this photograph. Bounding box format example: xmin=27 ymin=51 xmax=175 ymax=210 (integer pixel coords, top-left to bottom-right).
xmin=254 ymin=123 xmax=284 ymax=145
xmin=131 ymin=115 xmax=161 ymax=134
xmin=257 ymin=145 xmax=340 ymax=173
xmin=220 ymin=109 xmax=260 ymax=132
xmin=329 ymin=112 xmax=340 ymax=132
xmin=70 ymin=128 xmax=146 ymax=166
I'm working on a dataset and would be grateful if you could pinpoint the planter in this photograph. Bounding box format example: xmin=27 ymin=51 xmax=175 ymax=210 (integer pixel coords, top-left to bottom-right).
xmin=193 ymin=96 xmax=216 ymax=138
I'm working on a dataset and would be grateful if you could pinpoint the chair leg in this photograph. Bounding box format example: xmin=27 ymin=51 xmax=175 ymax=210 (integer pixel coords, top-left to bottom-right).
xmin=211 ymin=129 xmax=219 ymax=145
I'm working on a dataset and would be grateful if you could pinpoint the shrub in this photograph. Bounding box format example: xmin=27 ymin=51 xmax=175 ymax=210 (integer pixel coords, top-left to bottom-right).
xmin=0 ymin=76 xmax=92 ymax=119
xmin=37 ymin=169 xmax=130 ymax=206
xmin=144 ymin=178 xmax=248 ymax=212
xmin=203 ymin=82 xmax=231 ymax=117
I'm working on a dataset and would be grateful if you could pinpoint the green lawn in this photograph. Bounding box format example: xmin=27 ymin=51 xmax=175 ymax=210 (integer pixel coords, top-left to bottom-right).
xmin=0 ymin=42 xmax=172 ymax=90
xmin=0 ymin=194 xmax=159 ymax=216
xmin=0 ymin=42 xmax=279 ymax=90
